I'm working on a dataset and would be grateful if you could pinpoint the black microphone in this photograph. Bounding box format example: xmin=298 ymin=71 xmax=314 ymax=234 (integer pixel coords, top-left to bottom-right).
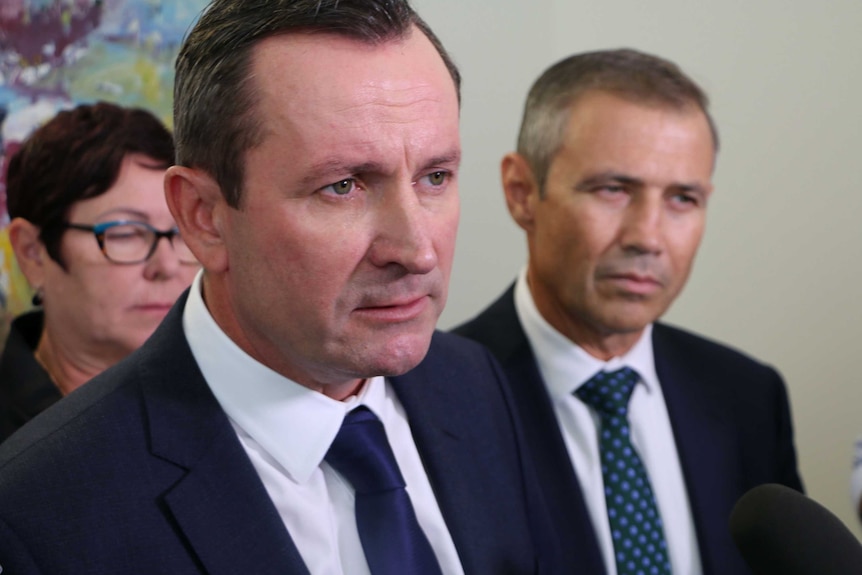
xmin=729 ymin=483 xmax=862 ymax=575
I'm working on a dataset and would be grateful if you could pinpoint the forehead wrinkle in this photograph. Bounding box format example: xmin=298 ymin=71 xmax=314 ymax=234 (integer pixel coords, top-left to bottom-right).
xmin=327 ymin=92 xmax=456 ymax=157
xmin=331 ymin=87 xmax=448 ymax=122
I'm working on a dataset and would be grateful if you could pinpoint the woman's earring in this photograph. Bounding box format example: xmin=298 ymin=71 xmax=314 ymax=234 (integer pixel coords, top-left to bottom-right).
xmin=31 ymin=287 xmax=44 ymax=307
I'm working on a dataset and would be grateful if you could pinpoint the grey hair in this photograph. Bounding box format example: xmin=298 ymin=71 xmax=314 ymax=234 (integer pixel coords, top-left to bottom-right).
xmin=516 ymin=48 xmax=719 ymax=194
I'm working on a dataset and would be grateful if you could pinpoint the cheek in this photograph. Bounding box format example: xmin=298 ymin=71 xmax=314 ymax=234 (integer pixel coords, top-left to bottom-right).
xmin=47 ymin=266 xmax=136 ymax=334
xmin=238 ymin=206 xmax=338 ymax=261
xmin=667 ymin=226 xmax=705 ymax=278
xmin=79 ymin=267 xmax=141 ymax=313
xmin=549 ymin=217 xmax=608 ymax=272
xmin=540 ymin=197 xmax=607 ymax=249
xmin=232 ymin=218 xmax=363 ymax=308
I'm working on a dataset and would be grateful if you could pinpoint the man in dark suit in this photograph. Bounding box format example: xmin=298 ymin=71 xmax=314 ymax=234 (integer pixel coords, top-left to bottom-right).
xmin=0 ymin=1 xmax=556 ymax=573
xmin=455 ymin=49 xmax=803 ymax=575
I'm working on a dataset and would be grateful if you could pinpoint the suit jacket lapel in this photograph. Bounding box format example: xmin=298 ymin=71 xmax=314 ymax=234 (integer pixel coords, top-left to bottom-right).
xmin=455 ymin=286 xmax=606 ymax=575
xmin=653 ymin=324 xmax=741 ymax=575
xmin=389 ymin=340 xmax=486 ymax=570
xmin=390 ymin=332 xmax=546 ymax=573
xmin=505 ymin=345 xmax=608 ymax=574
xmin=137 ymin=296 xmax=309 ymax=575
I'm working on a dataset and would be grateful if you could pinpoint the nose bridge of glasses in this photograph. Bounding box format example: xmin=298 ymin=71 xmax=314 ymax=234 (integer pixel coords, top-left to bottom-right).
xmin=148 ymin=226 xmax=194 ymax=261
xmin=154 ymin=227 xmax=198 ymax=264
xmin=154 ymin=227 xmax=178 ymax=246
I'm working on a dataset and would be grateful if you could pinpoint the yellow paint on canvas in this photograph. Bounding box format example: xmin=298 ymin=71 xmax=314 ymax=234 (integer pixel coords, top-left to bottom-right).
xmin=0 ymin=228 xmax=33 ymax=318
xmin=133 ymin=57 xmax=164 ymax=104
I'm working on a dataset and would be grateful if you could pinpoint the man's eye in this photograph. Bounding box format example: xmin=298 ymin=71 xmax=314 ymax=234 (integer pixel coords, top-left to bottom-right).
xmin=671 ymin=193 xmax=699 ymax=206
xmin=598 ymin=185 xmax=624 ymax=194
xmin=417 ymin=171 xmax=449 ymax=189
xmin=426 ymin=171 xmax=447 ymax=186
xmin=325 ymin=179 xmax=356 ymax=195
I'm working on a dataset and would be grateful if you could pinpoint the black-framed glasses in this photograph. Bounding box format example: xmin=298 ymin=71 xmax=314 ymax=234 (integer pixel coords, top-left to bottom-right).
xmin=63 ymin=220 xmax=199 ymax=265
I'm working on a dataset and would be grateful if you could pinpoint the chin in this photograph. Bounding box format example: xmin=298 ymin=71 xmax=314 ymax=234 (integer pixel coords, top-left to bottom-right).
xmin=597 ymin=310 xmax=657 ymax=335
xmin=369 ymin=332 xmax=434 ymax=377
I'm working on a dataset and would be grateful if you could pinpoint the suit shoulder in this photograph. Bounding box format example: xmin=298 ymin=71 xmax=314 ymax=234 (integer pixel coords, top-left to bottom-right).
xmin=654 ymin=322 xmax=780 ymax=378
xmin=653 ymin=323 xmax=772 ymax=369
xmin=404 ymin=332 xmax=512 ymax=403
xmin=0 ymin=298 xmax=194 ymax=472
xmin=0 ymin=355 xmax=141 ymax=473
xmin=427 ymin=330 xmax=497 ymax=369
xmin=451 ymin=285 xmax=522 ymax=360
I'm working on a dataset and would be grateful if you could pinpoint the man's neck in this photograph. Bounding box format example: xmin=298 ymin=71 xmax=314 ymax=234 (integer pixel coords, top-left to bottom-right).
xmin=572 ymin=329 xmax=644 ymax=362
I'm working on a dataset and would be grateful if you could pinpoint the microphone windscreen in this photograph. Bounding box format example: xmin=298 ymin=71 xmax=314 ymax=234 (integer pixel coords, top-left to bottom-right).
xmin=729 ymin=483 xmax=862 ymax=575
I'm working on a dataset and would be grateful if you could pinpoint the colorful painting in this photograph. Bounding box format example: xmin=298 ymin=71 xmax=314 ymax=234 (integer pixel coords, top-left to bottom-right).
xmin=0 ymin=0 xmax=208 ymax=336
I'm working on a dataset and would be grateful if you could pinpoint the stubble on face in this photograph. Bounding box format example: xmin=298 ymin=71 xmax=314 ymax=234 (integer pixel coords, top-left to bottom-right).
xmin=202 ymin=29 xmax=461 ymax=398
xmin=526 ymin=91 xmax=714 ymax=359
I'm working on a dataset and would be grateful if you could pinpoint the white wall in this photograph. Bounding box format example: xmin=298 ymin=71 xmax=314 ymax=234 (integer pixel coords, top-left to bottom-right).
xmin=416 ymin=0 xmax=862 ymax=538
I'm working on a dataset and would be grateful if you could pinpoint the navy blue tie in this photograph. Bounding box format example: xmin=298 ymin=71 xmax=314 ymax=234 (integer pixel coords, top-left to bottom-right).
xmin=576 ymin=368 xmax=673 ymax=575
xmin=325 ymin=406 xmax=443 ymax=575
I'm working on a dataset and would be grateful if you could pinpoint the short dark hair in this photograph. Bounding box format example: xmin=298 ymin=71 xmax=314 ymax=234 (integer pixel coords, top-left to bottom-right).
xmin=6 ymin=101 xmax=174 ymax=266
xmin=173 ymin=0 xmax=460 ymax=208
xmin=517 ymin=48 xmax=719 ymax=193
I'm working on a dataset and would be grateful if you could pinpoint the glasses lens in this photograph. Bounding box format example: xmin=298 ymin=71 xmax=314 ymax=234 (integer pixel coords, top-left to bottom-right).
xmin=102 ymin=222 xmax=154 ymax=263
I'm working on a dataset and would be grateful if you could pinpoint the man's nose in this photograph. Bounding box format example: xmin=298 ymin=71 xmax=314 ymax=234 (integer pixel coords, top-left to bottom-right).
xmin=367 ymin=183 xmax=437 ymax=274
xmin=619 ymin=193 xmax=663 ymax=255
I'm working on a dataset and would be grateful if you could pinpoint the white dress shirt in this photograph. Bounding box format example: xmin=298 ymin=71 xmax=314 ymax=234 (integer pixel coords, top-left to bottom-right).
xmin=182 ymin=272 xmax=465 ymax=575
xmin=514 ymin=269 xmax=703 ymax=575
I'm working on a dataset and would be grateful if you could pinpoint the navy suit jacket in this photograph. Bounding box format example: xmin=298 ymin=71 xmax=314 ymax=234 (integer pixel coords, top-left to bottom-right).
xmin=0 ymin=293 xmax=556 ymax=574
xmin=454 ymin=285 xmax=804 ymax=575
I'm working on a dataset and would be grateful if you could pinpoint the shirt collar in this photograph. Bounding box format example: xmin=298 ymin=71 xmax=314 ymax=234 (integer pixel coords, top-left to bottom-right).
xmin=513 ymin=267 xmax=659 ymax=398
xmin=182 ymin=271 xmax=386 ymax=484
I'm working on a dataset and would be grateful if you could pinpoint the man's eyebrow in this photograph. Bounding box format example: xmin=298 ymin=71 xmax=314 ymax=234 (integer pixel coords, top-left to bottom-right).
xmin=575 ymin=171 xmax=643 ymax=191
xmin=300 ymin=150 xmax=462 ymax=189
xmin=670 ymin=182 xmax=711 ymax=195
xmin=422 ymin=149 xmax=462 ymax=170
xmin=300 ymin=160 xmax=384 ymax=189
xmin=574 ymin=171 xmax=709 ymax=195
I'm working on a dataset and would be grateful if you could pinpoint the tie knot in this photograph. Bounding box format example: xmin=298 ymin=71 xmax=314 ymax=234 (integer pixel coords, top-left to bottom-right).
xmin=575 ymin=367 xmax=640 ymax=417
xmin=325 ymin=406 xmax=406 ymax=494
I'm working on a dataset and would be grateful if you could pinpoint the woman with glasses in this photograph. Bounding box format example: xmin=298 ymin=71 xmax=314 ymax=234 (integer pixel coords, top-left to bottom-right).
xmin=0 ymin=102 xmax=199 ymax=442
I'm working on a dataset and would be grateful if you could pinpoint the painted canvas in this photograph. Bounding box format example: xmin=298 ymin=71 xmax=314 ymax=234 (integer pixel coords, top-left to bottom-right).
xmin=0 ymin=0 xmax=208 ymax=340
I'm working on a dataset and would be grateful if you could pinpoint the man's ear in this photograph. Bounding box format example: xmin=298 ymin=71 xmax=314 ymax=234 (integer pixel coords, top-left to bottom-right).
xmin=164 ymin=166 xmax=230 ymax=273
xmin=8 ymin=217 xmax=47 ymax=291
xmin=501 ymin=152 xmax=541 ymax=233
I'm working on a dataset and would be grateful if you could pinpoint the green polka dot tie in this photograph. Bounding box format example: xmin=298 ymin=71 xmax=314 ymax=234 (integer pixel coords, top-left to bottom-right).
xmin=575 ymin=367 xmax=673 ymax=575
